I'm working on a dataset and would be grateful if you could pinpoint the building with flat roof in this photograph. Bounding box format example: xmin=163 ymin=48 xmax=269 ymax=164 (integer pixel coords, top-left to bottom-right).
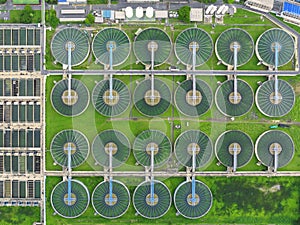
xmin=245 ymin=0 xmax=274 ymax=12
xmin=127 ymin=0 xmax=159 ymax=2
xmin=58 ymin=0 xmax=86 ymax=4
xmin=155 ymin=10 xmax=168 ymax=19
xmin=281 ymin=1 xmax=300 ymax=25
xmin=190 ymin=8 xmax=203 ymax=22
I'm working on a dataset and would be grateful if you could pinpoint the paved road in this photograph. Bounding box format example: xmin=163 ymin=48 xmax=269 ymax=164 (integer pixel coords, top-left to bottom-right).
xmin=46 ymin=69 xmax=299 ymax=76
xmin=45 ymin=170 xmax=300 ymax=177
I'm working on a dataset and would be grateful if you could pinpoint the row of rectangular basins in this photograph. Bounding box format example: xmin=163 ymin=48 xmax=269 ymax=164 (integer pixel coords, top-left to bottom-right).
xmin=0 ymin=103 xmax=41 ymax=123
xmin=0 ymin=129 xmax=41 ymax=148
xmin=0 ymin=78 xmax=41 ymax=97
xmin=0 ymin=154 xmax=40 ymax=174
xmin=0 ymin=54 xmax=41 ymax=72
xmin=0 ymin=180 xmax=41 ymax=199
xmin=0 ymin=27 xmax=40 ymax=46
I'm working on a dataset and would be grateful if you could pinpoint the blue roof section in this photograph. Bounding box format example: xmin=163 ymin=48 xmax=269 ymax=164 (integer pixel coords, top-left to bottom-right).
xmin=58 ymin=0 xmax=67 ymax=2
xmin=103 ymin=10 xmax=111 ymax=18
xmin=283 ymin=2 xmax=300 ymax=15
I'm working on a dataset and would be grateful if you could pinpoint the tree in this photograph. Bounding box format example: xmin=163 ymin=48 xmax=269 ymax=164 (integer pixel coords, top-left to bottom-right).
xmin=85 ymin=13 xmax=95 ymax=25
xmin=20 ymin=5 xmax=34 ymax=23
xmin=178 ymin=6 xmax=190 ymax=23
xmin=46 ymin=0 xmax=58 ymax=4
xmin=46 ymin=9 xmax=59 ymax=28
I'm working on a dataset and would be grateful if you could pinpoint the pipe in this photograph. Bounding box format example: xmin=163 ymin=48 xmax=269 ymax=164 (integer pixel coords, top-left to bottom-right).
xmin=151 ymin=43 xmax=155 ymax=99
xmin=109 ymin=144 xmax=113 ymax=204
xmin=191 ymin=145 xmax=196 ymax=204
xmin=274 ymin=43 xmax=279 ymax=104
xmin=150 ymin=145 xmax=154 ymax=204
xmin=192 ymin=43 xmax=197 ymax=103
xmin=67 ymin=143 xmax=72 ymax=205
xmin=67 ymin=42 xmax=72 ymax=105
xmin=109 ymin=43 xmax=114 ymax=100
xmin=274 ymin=144 xmax=279 ymax=172
xmin=233 ymin=143 xmax=238 ymax=172
xmin=233 ymin=43 xmax=238 ymax=104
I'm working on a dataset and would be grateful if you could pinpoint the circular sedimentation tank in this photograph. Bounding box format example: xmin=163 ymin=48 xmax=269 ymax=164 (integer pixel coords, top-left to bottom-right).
xmin=174 ymin=180 xmax=213 ymax=219
xmin=133 ymin=180 xmax=171 ymax=219
xmin=174 ymin=79 xmax=213 ymax=117
xmin=255 ymin=130 xmax=294 ymax=168
xmin=51 ymin=78 xmax=89 ymax=117
xmin=92 ymin=180 xmax=130 ymax=219
xmin=174 ymin=130 xmax=213 ymax=168
xmin=215 ymin=130 xmax=254 ymax=168
xmin=256 ymin=28 xmax=295 ymax=67
xmin=51 ymin=28 xmax=90 ymax=66
xmin=175 ymin=28 xmax=213 ymax=66
xmin=133 ymin=28 xmax=172 ymax=66
xmin=133 ymin=130 xmax=171 ymax=167
xmin=51 ymin=180 xmax=90 ymax=218
xmin=215 ymin=79 xmax=253 ymax=117
xmin=50 ymin=130 xmax=89 ymax=168
xmin=92 ymin=130 xmax=130 ymax=168
xmin=134 ymin=78 xmax=171 ymax=117
xmin=216 ymin=28 xmax=254 ymax=67
xmin=255 ymin=79 xmax=295 ymax=117
xmin=92 ymin=78 xmax=131 ymax=117
xmin=92 ymin=28 xmax=131 ymax=66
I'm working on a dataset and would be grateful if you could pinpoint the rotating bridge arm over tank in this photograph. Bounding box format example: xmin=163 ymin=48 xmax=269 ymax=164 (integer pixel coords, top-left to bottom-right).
xmin=192 ymin=42 xmax=197 ymax=105
xmin=109 ymin=42 xmax=114 ymax=100
xmin=272 ymin=45 xmax=281 ymax=172
xmin=273 ymin=42 xmax=281 ymax=105
xmin=65 ymin=143 xmax=74 ymax=206
xmin=150 ymin=41 xmax=155 ymax=102
xmin=233 ymin=42 xmax=239 ymax=105
xmin=108 ymin=141 xmax=116 ymax=205
xmin=150 ymin=143 xmax=155 ymax=205
xmin=232 ymin=143 xmax=239 ymax=172
xmin=274 ymin=143 xmax=279 ymax=172
xmin=67 ymin=42 xmax=72 ymax=106
xmin=191 ymin=143 xmax=197 ymax=205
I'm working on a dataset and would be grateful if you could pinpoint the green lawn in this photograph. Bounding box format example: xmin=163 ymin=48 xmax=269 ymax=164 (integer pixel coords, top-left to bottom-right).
xmin=9 ymin=10 xmax=41 ymax=23
xmin=46 ymin=176 xmax=300 ymax=224
xmin=0 ymin=207 xmax=40 ymax=225
xmin=46 ymin=75 xmax=300 ymax=172
xmin=12 ymin=0 xmax=39 ymax=4
xmin=223 ymin=8 xmax=274 ymax=25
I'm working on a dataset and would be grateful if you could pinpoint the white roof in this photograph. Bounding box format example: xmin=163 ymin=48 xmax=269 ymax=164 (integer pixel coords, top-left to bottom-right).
xmin=95 ymin=16 xmax=104 ymax=23
xmin=190 ymin=8 xmax=203 ymax=22
xmin=115 ymin=11 xmax=125 ymax=19
xmin=127 ymin=0 xmax=159 ymax=2
xmin=155 ymin=10 xmax=168 ymax=18
xmin=205 ymin=5 xmax=213 ymax=14
xmin=136 ymin=7 xmax=143 ymax=18
xmin=247 ymin=0 xmax=274 ymax=8
xmin=125 ymin=6 xmax=133 ymax=18
xmin=146 ymin=7 xmax=154 ymax=18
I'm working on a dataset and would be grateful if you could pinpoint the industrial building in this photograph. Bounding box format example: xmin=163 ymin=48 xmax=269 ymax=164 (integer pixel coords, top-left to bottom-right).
xmin=245 ymin=0 xmax=274 ymax=12
xmin=281 ymin=0 xmax=300 ymax=25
